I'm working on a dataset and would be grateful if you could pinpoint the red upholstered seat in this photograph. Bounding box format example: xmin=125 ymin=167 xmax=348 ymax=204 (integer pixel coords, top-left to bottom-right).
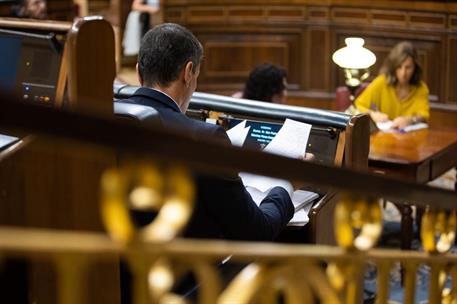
xmin=335 ymin=83 xmax=369 ymax=112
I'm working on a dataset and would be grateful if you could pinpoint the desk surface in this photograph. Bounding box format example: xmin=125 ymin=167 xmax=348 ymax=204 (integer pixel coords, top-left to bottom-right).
xmin=369 ymin=129 xmax=457 ymax=183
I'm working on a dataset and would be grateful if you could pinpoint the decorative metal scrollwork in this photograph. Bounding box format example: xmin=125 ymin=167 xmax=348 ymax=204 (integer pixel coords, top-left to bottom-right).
xmin=100 ymin=162 xmax=195 ymax=243
xmin=421 ymin=209 xmax=456 ymax=254
xmin=335 ymin=195 xmax=382 ymax=251
xmin=220 ymin=263 xmax=341 ymax=304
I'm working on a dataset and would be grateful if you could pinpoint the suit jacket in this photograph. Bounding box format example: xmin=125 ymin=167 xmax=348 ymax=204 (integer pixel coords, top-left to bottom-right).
xmin=118 ymin=87 xmax=294 ymax=241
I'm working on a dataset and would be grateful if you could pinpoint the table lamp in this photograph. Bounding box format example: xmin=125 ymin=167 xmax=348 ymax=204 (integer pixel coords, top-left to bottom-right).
xmin=332 ymin=37 xmax=376 ymax=94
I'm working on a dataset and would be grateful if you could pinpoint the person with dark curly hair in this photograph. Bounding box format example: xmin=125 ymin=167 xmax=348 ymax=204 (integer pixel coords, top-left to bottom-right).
xmin=241 ymin=63 xmax=288 ymax=104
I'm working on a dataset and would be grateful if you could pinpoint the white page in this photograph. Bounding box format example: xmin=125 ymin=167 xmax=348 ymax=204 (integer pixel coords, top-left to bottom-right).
xmin=245 ymin=184 xmax=317 ymax=212
xmin=226 ymin=120 xmax=250 ymax=147
xmin=240 ymin=172 xmax=293 ymax=195
xmin=292 ymin=190 xmax=319 ymax=211
xmin=0 ymin=134 xmax=19 ymax=149
xmin=288 ymin=203 xmax=314 ymax=226
xmin=263 ymin=118 xmax=311 ymax=159
xmin=376 ymin=120 xmax=393 ymax=131
xmin=377 ymin=121 xmax=428 ymax=133
xmin=402 ymin=122 xmax=428 ymax=133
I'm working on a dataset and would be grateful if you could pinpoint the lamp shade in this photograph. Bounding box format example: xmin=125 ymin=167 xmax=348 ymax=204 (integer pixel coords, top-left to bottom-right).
xmin=332 ymin=38 xmax=376 ymax=69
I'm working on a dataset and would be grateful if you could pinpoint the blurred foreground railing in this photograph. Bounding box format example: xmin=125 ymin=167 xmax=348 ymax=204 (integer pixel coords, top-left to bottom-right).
xmin=1 ymin=227 xmax=457 ymax=304
xmin=1 ymin=96 xmax=457 ymax=303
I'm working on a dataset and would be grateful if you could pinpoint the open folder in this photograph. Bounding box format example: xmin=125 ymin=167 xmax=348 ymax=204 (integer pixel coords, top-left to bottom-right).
xmin=227 ymin=118 xmax=318 ymax=226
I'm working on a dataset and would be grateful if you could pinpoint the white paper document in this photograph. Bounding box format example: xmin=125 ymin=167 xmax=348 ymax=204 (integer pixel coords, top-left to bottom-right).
xmin=376 ymin=121 xmax=428 ymax=133
xmin=402 ymin=122 xmax=428 ymax=133
xmin=263 ymin=118 xmax=312 ymax=159
xmin=289 ymin=203 xmax=314 ymax=226
xmin=376 ymin=121 xmax=393 ymax=132
xmin=245 ymin=184 xmax=316 ymax=226
xmin=240 ymin=172 xmax=293 ymax=195
xmin=0 ymin=134 xmax=19 ymax=150
xmin=246 ymin=185 xmax=318 ymax=212
xmin=226 ymin=120 xmax=251 ymax=147
xmin=227 ymin=118 xmax=315 ymax=226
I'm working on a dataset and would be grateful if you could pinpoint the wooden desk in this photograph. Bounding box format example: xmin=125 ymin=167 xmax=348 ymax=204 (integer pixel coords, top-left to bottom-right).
xmin=369 ymin=128 xmax=457 ymax=249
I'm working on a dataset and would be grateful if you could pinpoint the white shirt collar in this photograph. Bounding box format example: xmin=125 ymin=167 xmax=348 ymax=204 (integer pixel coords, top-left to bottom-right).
xmin=150 ymin=87 xmax=182 ymax=112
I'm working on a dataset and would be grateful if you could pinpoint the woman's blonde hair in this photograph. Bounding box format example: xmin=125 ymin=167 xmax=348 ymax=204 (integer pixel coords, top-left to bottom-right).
xmin=380 ymin=41 xmax=422 ymax=86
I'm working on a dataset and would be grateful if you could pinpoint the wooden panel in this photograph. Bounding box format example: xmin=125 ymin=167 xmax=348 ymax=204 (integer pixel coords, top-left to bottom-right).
xmin=447 ymin=37 xmax=457 ymax=103
xmin=332 ymin=8 xmax=369 ymax=24
xmin=308 ymin=7 xmax=330 ymax=21
xmin=429 ymin=106 xmax=457 ymax=130
xmin=371 ymin=10 xmax=407 ymax=26
xmin=196 ymin=31 xmax=301 ymax=90
xmin=409 ymin=12 xmax=446 ymax=28
xmin=188 ymin=6 xmax=225 ymax=23
xmin=450 ymin=15 xmax=457 ymax=29
xmin=267 ymin=6 xmax=305 ymax=22
xmin=45 ymin=0 xmax=75 ymax=21
xmin=204 ymin=41 xmax=288 ymax=77
xmin=228 ymin=6 xmax=264 ymax=21
xmin=164 ymin=8 xmax=185 ymax=23
xmin=306 ymin=27 xmax=330 ymax=91
xmin=163 ymin=1 xmax=457 ymax=105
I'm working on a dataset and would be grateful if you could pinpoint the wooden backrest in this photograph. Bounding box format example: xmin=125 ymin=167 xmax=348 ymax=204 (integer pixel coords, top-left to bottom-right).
xmin=114 ymin=85 xmax=370 ymax=170
xmin=0 ymin=17 xmax=119 ymax=304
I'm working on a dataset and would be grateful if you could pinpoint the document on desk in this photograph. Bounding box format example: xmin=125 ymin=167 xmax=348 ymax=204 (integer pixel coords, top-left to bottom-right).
xmin=376 ymin=121 xmax=428 ymax=133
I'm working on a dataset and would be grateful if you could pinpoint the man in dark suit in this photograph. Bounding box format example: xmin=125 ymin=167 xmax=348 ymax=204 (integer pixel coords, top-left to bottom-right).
xmin=118 ymin=22 xmax=295 ymax=304
xmin=120 ymin=23 xmax=294 ymax=241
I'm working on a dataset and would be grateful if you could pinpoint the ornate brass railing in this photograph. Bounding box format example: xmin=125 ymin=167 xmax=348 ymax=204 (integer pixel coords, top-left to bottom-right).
xmin=1 ymin=97 xmax=457 ymax=303
xmin=1 ymin=225 xmax=457 ymax=304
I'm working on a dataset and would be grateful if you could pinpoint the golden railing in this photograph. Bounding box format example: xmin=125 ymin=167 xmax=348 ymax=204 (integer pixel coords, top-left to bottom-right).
xmin=1 ymin=223 xmax=457 ymax=304
xmin=1 ymin=97 xmax=457 ymax=303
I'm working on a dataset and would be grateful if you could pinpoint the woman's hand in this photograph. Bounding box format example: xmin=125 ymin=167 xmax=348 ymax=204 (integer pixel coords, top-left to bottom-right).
xmin=391 ymin=116 xmax=413 ymax=129
xmin=369 ymin=111 xmax=389 ymax=123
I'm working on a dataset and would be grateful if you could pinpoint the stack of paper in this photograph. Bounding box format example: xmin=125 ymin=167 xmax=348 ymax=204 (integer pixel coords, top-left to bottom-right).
xmin=376 ymin=121 xmax=428 ymax=133
xmin=227 ymin=119 xmax=318 ymax=226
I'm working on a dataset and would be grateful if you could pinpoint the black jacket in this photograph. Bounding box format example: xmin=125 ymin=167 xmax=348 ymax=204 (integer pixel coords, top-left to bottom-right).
xmin=118 ymin=87 xmax=294 ymax=241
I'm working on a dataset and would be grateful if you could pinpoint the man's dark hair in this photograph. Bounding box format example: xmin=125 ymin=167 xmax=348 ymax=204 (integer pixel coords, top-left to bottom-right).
xmin=242 ymin=63 xmax=287 ymax=102
xmin=138 ymin=23 xmax=203 ymax=88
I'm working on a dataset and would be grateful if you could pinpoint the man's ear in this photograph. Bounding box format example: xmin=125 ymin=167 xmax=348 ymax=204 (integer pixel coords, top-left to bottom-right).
xmin=136 ymin=63 xmax=144 ymax=86
xmin=183 ymin=61 xmax=194 ymax=87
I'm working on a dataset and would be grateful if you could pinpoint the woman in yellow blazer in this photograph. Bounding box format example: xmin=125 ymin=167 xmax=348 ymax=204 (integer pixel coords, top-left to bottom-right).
xmin=355 ymin=41 xmax=429 ymax=129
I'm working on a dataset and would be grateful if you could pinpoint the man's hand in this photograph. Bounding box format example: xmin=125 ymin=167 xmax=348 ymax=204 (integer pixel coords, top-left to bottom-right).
xmin=292 ymin=153 xmax=315 ymax=190
xmin=370 ymin=111 xmax=389 ymax=123
xmin=391 ymin=116 xmax=413 ymax=129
